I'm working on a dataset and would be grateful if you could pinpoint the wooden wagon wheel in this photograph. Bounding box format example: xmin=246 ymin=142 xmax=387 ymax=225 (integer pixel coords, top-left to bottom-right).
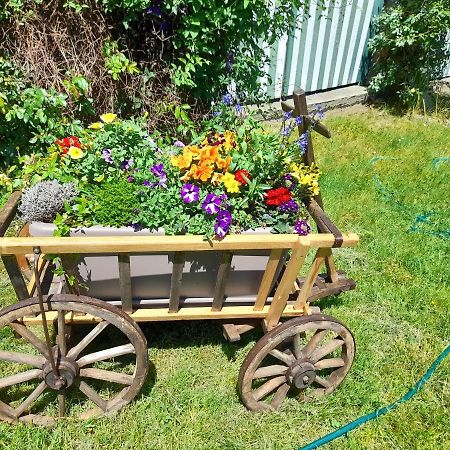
xmin=0 ymin=294 xmax=149 ymax=426
xmin=238 ymin=314 xmax=355 ymax=411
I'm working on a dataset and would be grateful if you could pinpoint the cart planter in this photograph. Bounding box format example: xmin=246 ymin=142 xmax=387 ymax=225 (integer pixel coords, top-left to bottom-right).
xmin=0 ymin=90 xmax=359 ymax=424
xmin=28 ymin=222 xmax=283 ymax=302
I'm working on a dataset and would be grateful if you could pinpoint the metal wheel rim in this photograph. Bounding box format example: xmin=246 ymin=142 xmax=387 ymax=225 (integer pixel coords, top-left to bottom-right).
xmin=0 ymin=294 xmax=149 ymax=425
xmin=238 ymin=314 xmax=355 ymax=412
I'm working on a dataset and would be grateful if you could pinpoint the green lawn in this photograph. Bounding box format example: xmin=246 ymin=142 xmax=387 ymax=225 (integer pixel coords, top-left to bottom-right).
xmin=0 ymin=109 xmax=449 ymax=449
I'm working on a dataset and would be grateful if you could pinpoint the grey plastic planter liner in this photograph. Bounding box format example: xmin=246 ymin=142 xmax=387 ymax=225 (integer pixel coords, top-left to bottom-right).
xmin=29 ymin=223 xmax=285 ymax=307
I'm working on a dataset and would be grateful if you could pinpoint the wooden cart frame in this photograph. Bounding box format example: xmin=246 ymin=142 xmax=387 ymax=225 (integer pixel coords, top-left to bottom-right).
xmin=0 ymin=91 xmax=359 ymax=424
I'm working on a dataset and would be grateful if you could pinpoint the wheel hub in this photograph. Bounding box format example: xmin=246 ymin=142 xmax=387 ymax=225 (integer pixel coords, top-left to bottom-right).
xmin=43 ymin=357 xmax=78 ymax=390
xmin=286 ymin=361 xmax=316 ymax=389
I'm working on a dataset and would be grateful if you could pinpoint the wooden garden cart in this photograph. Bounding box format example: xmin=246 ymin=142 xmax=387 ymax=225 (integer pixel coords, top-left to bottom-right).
xmin=0 ymin=91 xmax=359 ymax=425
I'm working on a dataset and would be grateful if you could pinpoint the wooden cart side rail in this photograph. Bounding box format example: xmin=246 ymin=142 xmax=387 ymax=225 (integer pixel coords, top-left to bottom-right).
xmin=0 ymin=191 xmax=21 ymax=237
xmin=0 ymin=233 xmax=359 ymax=255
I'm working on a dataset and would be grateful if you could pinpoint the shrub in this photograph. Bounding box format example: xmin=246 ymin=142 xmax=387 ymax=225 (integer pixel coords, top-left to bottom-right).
xmin=368 ymin=0 xmax=450 ymax=106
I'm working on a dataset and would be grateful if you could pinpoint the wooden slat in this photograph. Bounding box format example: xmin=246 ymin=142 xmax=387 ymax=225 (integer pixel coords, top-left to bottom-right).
xmin=265 ymin=244 xmax=310 ymax=330
xmin=211 ymin=251 xmax=233 ymax=312
xmin=168 ymin=252 xmax=185 ymax=313
xmin=1 ymin=256 xmax=30 ymax=300
xmin=254 ymin=248 xmax=284 ymax=311
xmin=294 ymin=248 xmax=328 ymax=310
xmin=0 ymin=191 xmax=21 ymax=237
xmin=22 ymin=304 xmax=307 ymax=325
xmin=118 ymin=254 xmax=132 ymax=313
xmin=27 ymin=255 xmax=48 ymax=297
xmin=0 ymin=233 xmax=358 ymax=255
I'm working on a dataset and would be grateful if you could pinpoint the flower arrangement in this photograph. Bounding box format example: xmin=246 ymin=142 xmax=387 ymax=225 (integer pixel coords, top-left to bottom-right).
xmin=15 ymin=98 xmax=324 ymax=238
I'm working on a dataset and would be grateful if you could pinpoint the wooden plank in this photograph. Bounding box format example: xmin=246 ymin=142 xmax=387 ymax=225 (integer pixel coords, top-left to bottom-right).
xmin=168 ymin=252 xmax=185 ymax=313
xmin=22 ymin=304 xmax=307 ymax=325
xmin=254 ymin=248 xmax=284 ymax=311
xmin=265 ymin=244 xmax=310 ymax=330
xmin=294 ymin=247 xmax=328 ymax=310
xmin=0 ymin=233 xmax=358 ymax=255
xmin=211 ymin=251 xmax=233 ymax=312
xmin=118 ymin=254 xmax=132 ymax=313
xmin=27 ymin=255 xmax=48 ymax=297
xmin=0 ymin=191 xmax=21 ymax=237
xmin=1 ymin=256 xmax=30 ymax=300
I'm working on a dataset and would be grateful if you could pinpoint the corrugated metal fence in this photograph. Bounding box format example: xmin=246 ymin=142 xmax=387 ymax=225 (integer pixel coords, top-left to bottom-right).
xmin=261 ymin=0 xmax=450 ymax=99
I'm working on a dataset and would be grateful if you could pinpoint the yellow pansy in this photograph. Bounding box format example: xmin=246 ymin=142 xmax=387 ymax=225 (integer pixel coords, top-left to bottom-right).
xmin=67 ymin=146 xmax=84 ymax=159
xmin=88 ymin=122 xmax=104 ymax=130
xmin=221 ymin=172 xmax=240 ymax=193
xmin=100 ymin=113 xmax=117 ymax=124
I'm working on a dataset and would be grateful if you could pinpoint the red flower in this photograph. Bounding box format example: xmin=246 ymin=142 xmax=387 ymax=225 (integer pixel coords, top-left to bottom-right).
xmin=55 ymin=136 xmax=81 ymax=154
xmin=264 ymin=187 xmax=292 ymax=206
xmin=235 ymin=169 xmax=251 ymax=185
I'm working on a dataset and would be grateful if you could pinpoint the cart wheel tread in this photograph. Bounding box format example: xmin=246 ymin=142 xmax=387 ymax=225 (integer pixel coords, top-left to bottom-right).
xmin=238 ymin=314 xmax=355 ymax=411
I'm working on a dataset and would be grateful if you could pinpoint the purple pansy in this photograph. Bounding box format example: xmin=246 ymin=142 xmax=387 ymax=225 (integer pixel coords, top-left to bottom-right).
xmin=121 ymin=159 xmax=134 ymax=170
xmin=222 ymin=93 xmax=233 ymax=106
xmin=214 ymin=210 xmax=232 ymax=238
xmin=174 ymin=140 xmax=185 ymax=148
xmin=102 ymin=148 xmax=113 ymax=164
xmin=279 ymin=200 xmax=299 ymax=213
xmin=180 ymin=183 xmax=200 ymax=203
xmin=294 ymin=219 xmax=311 ymax=236
xmin=201 ymin=193 xmax=221 ymax=215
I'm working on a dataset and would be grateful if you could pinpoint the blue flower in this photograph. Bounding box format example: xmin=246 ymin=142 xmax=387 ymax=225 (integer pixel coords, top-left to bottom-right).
xmin=281 ymin=126 xmax=292 ymax=137
xmin=317 ymin=104 xmax=325 ymax=119
xmin=296 ymin=133 xmax=309 ymax=154
xmin=235 ymin=103 xmax=244 ymax=114
xmin=295 ymin=116 xmax=303 ymax=126
xmin=294 ymin=219 xmax=311 ymax=236
xmin=222 ymin=93 xmax=233 ymax=106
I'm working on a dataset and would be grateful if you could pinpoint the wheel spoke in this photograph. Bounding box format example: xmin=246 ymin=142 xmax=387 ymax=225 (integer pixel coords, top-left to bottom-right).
xmin=314 ymin=376 xmax=331 ymax=389
xmin=253 ymin=365 xmax=288 ymax=379
xmin=303 ymin=329 xmax=328 ymax=357
xmin=0 ymin=400 xmax=17 ymax=420
xmin=0 ymin=369 xmax=42 ymax=389
xmin=67 ymin=321 xmax=108 ymax=359
xmin=270 ymin=383 xmax=290 ymax=409
xmin=79 ymin=381 xmax=107 ymax=412
xmin=14 ymin=381 xmax=47 ymax=417
xmin=314 ymin=357 xmax=345 ymax=370
xmin=80 ymin=368 xmax=134 ymax=385
xmin=57 ymin=310 xmax=67 ymax=357
xmin=0 ymin=350 xmax=45 ymax=369
xmin=309 ymin=339 xmax=345 ymax=363
xmin=269 ymin=349 xmax=295 ymax=366
xmin=253 ymin=376 xmax=286 ymax=401
xmin=76 ymin=343 xmax=135 ymax=368
xmin=67 ymin=321 xmax=109 ymax=360
xmin=9 ymin=322 xmax=49 ymax=357
xmin=293 ymin=333 xmax=303 ymax=359
xmin=58 ymin=393 xmax=65 ymax=418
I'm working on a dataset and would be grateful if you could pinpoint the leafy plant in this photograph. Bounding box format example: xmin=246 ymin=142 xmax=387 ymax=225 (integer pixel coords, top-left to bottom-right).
xmin=368 ymin=0 xmax=450 ymax=106
xmin=102 ymin=40 xmax=140 ymax=81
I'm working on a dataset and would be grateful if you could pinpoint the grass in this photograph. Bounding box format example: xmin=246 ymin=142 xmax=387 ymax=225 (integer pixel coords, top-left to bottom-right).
xmin=0 ymin=108 xmax=449 ymax=449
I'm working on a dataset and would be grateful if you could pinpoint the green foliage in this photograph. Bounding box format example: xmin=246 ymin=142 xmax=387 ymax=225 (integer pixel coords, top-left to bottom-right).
xmin=368 ymin=0 xmax=450 ymax=106
xmin=0 ymin=57 xmax=83 ymax=168
xmin=102 ymin=40 xmax=140 ymax=81
xmin=90 ymin=179 xmax=140 ymax=227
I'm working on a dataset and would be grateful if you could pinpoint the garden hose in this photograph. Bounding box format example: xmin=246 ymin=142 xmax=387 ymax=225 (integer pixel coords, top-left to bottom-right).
xmin=299 ymin=343 xmax=450 ymax=450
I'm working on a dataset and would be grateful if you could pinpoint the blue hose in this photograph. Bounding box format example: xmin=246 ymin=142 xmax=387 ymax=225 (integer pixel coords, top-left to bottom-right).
xmin=299 ymin=343 xmax=450 ymax=450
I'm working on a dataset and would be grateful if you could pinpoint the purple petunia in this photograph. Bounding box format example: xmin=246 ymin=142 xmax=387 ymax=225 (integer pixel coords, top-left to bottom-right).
xmin=102 ymin=148 xmax=113 ymax=164
xmin=214 ymin=210 xmax=232 ymax=238
xmin=149 ymin=163 xmax=167 ymax=188
xmin=279 ymin=199 xmax=299 ymax=213
xmin=202 ymin=193 xmax=221 ymax=215
xmin=174 ymin=140 xmax=185 ymax=148
xmin=294 ymin=219 xmax=311 ymax=236
xmin=121 ymin=159 xmax=134 ymax=170
xmin=143 ymin=180 xmax=151 ymax=187
xmin=180 ymin=183 xmax=200 ymax=203
xmin=127 ymin=176 xmax=135 ymax=183
xmin=222 ymin=93 xmax=233 ymax=106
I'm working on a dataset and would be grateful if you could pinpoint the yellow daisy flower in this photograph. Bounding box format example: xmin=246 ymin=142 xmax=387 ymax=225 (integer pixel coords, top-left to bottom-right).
xmin=100 ymin=113 xmax=117 ymax=124
xmin=88 ymin=122 xmax=104 ymax=130
xmin=67 ymin=146 xmax=84 ymax=159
